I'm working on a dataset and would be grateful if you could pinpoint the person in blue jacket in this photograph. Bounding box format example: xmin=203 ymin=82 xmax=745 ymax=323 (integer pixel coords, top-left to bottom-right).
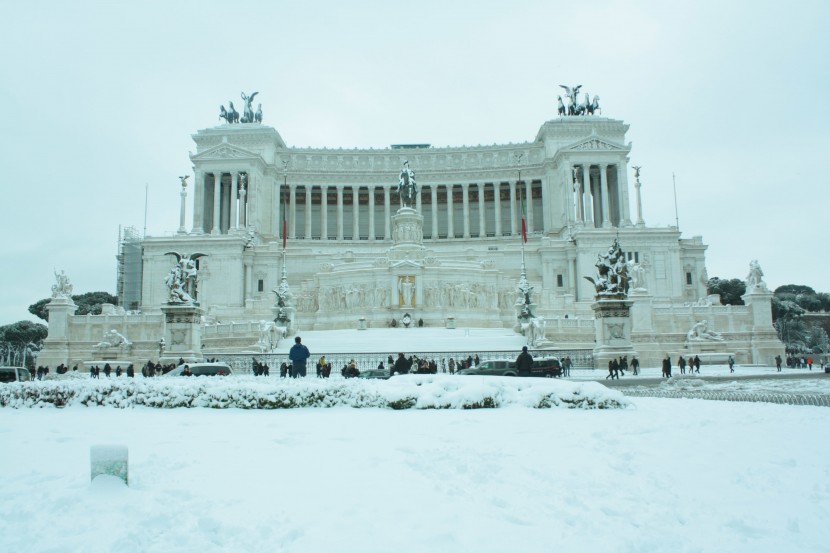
xmin=288 ymin=336 xmax=311 ymax=378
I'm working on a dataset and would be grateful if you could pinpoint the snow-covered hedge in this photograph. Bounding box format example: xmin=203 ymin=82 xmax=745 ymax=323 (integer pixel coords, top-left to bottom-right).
xmin=0 ymin=375 xmax=630 ymax=410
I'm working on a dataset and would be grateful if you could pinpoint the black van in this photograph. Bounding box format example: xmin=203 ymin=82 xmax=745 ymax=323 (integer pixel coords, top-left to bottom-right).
xmin=458 ymin=358 xmax=562 ymax=378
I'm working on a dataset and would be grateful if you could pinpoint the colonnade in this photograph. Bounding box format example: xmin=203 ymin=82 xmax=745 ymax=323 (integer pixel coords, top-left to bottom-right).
xmin=570 ymin=163 xmax=631 ymax=228
xmin=194 ymin=171 xmax=249 ymax=235
xmin=272 ymin=180 xmax=540 ymax=241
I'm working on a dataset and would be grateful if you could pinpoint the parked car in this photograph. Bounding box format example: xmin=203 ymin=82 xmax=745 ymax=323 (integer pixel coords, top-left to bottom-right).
xmin=164 ymin=363 xmax=232 ymax=377
xmin=357 ymin=369 xmax=391 ymax=380
xmin=0 ymin=367 xmax=32 ymax=383
xmin=457 ymin=357 xmax=562 ymax=378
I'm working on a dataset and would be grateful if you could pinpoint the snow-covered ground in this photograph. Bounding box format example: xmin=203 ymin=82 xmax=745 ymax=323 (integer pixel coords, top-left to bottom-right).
xmin=3 ymin=329 xmax=827 ymax=551
xmin=1 ymin=382 xmax=829 ymax=552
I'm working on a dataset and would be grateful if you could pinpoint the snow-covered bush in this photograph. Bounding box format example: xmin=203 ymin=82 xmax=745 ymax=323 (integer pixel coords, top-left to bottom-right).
xmin=0 ymin=375 xmax=630 ymax=410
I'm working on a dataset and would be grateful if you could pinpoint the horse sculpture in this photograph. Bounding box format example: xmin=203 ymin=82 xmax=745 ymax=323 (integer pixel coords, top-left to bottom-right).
xmin=557 ymin=96 xmax=566 ymax=116
xmin=586 ymin=95 xmax=601 ymax=115
xmin=398 ymin=161 xmax=417 ymax=208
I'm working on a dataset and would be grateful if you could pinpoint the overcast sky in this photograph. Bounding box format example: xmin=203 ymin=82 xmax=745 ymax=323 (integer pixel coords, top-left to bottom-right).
xmin=1 ymin=0 xmax=828 ymax=325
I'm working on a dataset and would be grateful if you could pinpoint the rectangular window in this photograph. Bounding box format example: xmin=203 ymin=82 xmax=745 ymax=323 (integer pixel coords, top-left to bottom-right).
xmin=686 ymin=272 xmax=693 ymax=285
xmin=257 ymin=279 xmax=264 ymax=292
xmin=557 ymin=274 xmax=564 ymax=287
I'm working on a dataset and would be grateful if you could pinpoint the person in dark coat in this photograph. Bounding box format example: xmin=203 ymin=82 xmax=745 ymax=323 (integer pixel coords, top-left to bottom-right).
xmin=728 ymin=356 xmax=735 ymax=373
xmin=662 ymin=355 xmax=672 ymax=378
xmin=288 ymin=336 xmax=310 ymax=378
xmin=678 ymin=356 xmax=686 ymax=375
xmin=127 ymin=364 xmax=135 ymax=378
xmin=516 ymin=346 xmax=533 ymax=377
xmin=393 ymin=353 xmax=409 ymax=375
xmin=693 ymin=355 xmax=701 ymax=374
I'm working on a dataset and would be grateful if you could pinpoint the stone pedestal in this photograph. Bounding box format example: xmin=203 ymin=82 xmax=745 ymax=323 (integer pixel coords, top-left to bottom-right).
xmin=159 ymin=304 xmax=204 ymax=364
xmin=591 ymin=298 xmax=637 ymax=369
xmin=38 ymin=296 xmax=78 ymax=369
xmin=741 ymin=288 xmax=785 ymax=365
xmin=389 ymin=207 xmax=425 ymax=262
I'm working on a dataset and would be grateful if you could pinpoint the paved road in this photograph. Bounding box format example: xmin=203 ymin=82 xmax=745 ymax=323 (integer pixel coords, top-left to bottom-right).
xmin=576 ymin=371 xmax=830 ymax=406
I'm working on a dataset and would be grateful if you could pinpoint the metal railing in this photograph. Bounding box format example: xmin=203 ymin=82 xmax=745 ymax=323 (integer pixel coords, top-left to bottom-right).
xmin=210 ymin=348 xmax=594 ymax=375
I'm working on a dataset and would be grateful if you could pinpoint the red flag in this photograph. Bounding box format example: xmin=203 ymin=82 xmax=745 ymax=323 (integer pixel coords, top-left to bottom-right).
xmin=282 ymin=192 xmax=287 ymax=250
xmin=520 ymin=189 xmax=528 ymax=243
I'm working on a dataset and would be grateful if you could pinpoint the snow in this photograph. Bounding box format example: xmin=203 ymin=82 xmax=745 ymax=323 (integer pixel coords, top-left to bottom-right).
xmin=269 ymin=327 xmax=527 ymax=353
xmin=1 ymin=374 xmax=829 ymax=552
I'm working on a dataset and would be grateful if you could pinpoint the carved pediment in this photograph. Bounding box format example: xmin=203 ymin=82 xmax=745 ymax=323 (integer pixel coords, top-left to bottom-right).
xmin=568 ymin=138 xmax=626 ymax=151
xmin=191 ymin=143 xmax=257 ymax=161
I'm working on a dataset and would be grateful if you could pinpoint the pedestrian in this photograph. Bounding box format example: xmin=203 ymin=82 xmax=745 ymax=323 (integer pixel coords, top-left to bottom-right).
xmin=516 ymin=346 xmax=533 ymax=377
xmin=678 ymin=356 xmax=686 ymax=375
xmin=606 ymin=359 xmax=616 ymax=380
xmin=394 ymin=353 xmax=409 ymax=375
xmin=288 ymin=336 xmax=310 ymax=378
xmin=693 ymin=355 xmax=701 ymax=374
xmin=775 ymin=354 xmax=782 ymax=372
xmin=448 ymin=358 xmax=455 ymax=375
xmin=662 ymin=355 xmax=672 ymax=378
xmin=631 ymin=356 xmax=639 ymax=375
xmin=728 ymin=356 xmax=735 ymax=373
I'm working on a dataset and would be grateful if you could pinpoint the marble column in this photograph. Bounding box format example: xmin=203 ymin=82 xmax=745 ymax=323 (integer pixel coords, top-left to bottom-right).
xmin=494 ymin=182 xmax=502 ymax=237
xmin=275 ymin=181 xmax=282 ymax=243
xmin=477 ymin=182 xmax=486 ymax=238
xmin=320 ymin=185 xmax=328 ymax=240
xmin=193 ymin=170 xmax=204 ymax=234
xmin=244 ymin=258 xmax=253 ymax=301
xmin=289 ymin=184 xmax=297 ymax=239
xmin=239 ymin=182 xmax=247 ymax=228
xmin=582 ymin=164 xmax=593 ymax=226
xmin=212 ymin=172 xmax=222 ymax=235
xmin=461 ymin=183 xmax=470 ymax=238
xmin=573 ymin=166 xmax=584 ymax=224
xmin=619 ymin=163 xmax=634 ymax=226
xmin=304 ymin=185 xmax=313 ymax=239
xmin=352 ymin=186 xmax=360 ymax=240
xmin=231 ymin=172 xmax=239 ymax=230
xmin=177 ymin=178 xmax=188 ymax=234
xmin=600 ymin=163 xmax=611 ymax=228
xmin=634 ymin=170 xmax=645 ymax=227
xmin=509 ymin=180 xmax=517 ymax=236
xmin=336 ymin=185 xmax=344 ymax=241
xmin=525 ymin=178 xmax=533 ymax=233
xmin=415 ymin=184 xmax=422 ymax=213
xmin=446 ymin=184 xmax=454 ymax=239
xmin=431 ymin=185 xmax=438 ymax=240
xmin=383 ymin=185 xmax=391 ymax=240
xmin=368 ymin=185 xmax=376 ymax=241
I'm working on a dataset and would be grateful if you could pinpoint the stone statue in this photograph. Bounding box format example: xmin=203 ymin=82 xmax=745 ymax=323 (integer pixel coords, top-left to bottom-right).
xmin=559 ymin=84 xmax=582 ymax=115
xmin=397 ymin=160 xmax=418 ymax=208
xmin=257 ymin=320 xmax=280 ymax=352
xmin=520 ymin=316 xmax=546 ymax=347
xmin=745 ymin=259 xmax=768 ymax=292
xmin=685 ymin=320 xmax=724 ymax=343
xmin=557 ymin=96 xmax=566 ymax=116
xmin=240 ymin=91 xmax=259 ymax=123
xmin=93 ymin=329 xmax=132 ymax=350
xmin=164 ymin=252 xmax=207 ymax=304
xmin=255 ymin=103 xmax=262 ymax=123
xmin=399 ymin=276 xmax=414 ymax=307
xmin=51 ymin=269 xmax=73 ymax=299
xmin=585 ymin=239 xmax=629 ymax=298
xmin=626 ymin=261 xmax=647 ymax=293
